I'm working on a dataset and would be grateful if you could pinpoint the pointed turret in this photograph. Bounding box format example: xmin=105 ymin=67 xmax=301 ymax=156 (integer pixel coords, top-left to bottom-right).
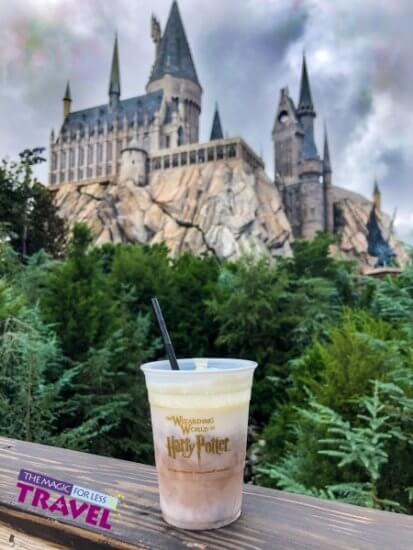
xmin=323 ymin=125 xmax=331 ymax=173
xmin=148 ymin=1 xmax=200 ymax=86
xmin=63 ymin=81 xmax=71 ymax=119
xmin=109 ymin=34 xmax=121 ymax=109
xmin=297 ymin=55 xmax=318 ymax=160
xmin=297 ymin=54 xmax=314 ymax=115
xmin=210 ymin=104 xmax=223 ymax=141
xmin=322 ymin=125 xmax=334 ymax=232
xmin=373 ymin=178 xmax=381 ymax=210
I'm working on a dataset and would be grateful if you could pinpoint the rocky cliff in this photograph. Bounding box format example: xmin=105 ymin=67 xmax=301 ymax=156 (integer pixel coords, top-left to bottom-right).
xmin=333 ymin=196 xmax=408 ymax=269
xmin=53 ymin=160 xmax=292 ymax=260
xmin=53 ymin=163 xmax=408 ymax=268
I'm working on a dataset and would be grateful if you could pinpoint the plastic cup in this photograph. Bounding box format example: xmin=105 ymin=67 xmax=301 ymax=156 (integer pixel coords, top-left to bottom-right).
xmin=141 ymin=358 xmax=257 ymax=530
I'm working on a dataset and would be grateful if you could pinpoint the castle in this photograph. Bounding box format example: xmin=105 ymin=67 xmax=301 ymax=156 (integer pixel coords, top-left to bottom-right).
xmin=273 ymin=59 xmax=334 ymax=239
xmin=50 ymin=1 xmax=226 ymax=188
xmin=49 ymin=1 xmax=404 ymax=267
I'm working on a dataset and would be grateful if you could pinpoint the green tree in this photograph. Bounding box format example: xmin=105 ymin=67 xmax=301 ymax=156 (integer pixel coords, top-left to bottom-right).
xmin=41 ymin=223 xmax=116 ymax=361
xmin=0 ymin=149 xmax=65 ymax=258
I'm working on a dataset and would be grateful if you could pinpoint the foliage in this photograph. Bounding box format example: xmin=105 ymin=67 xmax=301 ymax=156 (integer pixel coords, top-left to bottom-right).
xmin=0 ymin=149 xmax=66 ymax=258
xmin=0 ymin=217 xmax=413 ymax=515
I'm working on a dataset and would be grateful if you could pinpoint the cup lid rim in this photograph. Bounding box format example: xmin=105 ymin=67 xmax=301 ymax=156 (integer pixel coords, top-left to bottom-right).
xmin=141 ymin=357 xmax=257 ymax=374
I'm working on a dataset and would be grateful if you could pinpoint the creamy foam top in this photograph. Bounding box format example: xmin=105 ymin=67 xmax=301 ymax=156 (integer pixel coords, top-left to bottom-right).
xmin=142 ymin=359 xmax=256 ymax=409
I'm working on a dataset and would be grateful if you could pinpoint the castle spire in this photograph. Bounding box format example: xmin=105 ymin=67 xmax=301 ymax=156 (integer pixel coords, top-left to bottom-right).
xmin=323 ymin=125 xmax=331 ymax=172
xmin=210 ymin=103 xmax=223 ymax=140
xmin=63 ymin=80 xmax=72 ymax=119
xmin=148 ymin=1 xmax=200 ymax=86
xmin=298 ymin=54 xmax=314 ymax=114
xmin=297 ymin=55 xmax=318 ymax=160
xmin=373 ymin=178 xmax=381 ymax=210
xmin=109 ymin=34 xmax=121 ymax=108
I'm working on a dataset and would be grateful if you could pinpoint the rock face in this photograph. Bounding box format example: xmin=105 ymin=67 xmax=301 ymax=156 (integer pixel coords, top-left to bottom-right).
xmin=53 ymin=160 xmax=292 ymax=260
xmin=333 ymin=196 xmax=409 ymax=270
xmin=53 ymin=162 xmax=408 ymax=269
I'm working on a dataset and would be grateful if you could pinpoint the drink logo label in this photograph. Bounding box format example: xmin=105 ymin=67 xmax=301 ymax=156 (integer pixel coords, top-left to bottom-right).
xmin=165 ymin=415 xmax=231 ymax=462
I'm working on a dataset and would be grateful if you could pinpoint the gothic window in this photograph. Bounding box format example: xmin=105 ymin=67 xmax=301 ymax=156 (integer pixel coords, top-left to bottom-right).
xmin=190 ymin=151 xmax=196 ymax=165
xmin=226 ymin=144 xmax=236 ymax=159
xmin=207 ymin=148 xmax=215 ymax=162
xmin=107 ymin=142 xmax=113 ymax=162
xmin=97 ymin=143 xmax=103 ymax=163
xmin=198 ymin=149 xmax=205 ymax=163
xmin=52 ymin=152 xmax=57 ymax=170
xmin=177 ymin=126 xmax=184 ymax=146
xmin=61 ymin=151 xmax=66 ymax=169
xmin=164 ymin=156 xmax=170 ymax=169
xmin=69 ymin=149 xmax=75 ymax=167
xmin=165 ymin=135 xmax=170 ymax=149
xmin=216 ymin=146 xmax=224 ymax=160
xmin=79 ymin=147 xmax=85 ymax=166
xmin=116 ymin=140 xmax=122 ymax=157
xmin=59 ymin=170 xmax=65 ymax=183
xmin=180 ymin=152 xmax=188 ymax=166
xmin=172 ymin=154 xmax=179 ymax=167
xmin=153 ymin=158 xmax=161 ymax=170
xmin=87 ymin=144 xmax=93 ymax=165
xmin=143 ymin=133 xmax=149 ymax=150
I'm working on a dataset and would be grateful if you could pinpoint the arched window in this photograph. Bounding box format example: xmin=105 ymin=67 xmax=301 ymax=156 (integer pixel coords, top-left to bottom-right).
xmin=177 ymin=126 xmax=184 ymax=146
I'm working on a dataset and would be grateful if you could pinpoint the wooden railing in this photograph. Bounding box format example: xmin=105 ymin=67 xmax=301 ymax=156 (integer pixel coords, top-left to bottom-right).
xmin=1 ymin=437 xmax=412 ymax=549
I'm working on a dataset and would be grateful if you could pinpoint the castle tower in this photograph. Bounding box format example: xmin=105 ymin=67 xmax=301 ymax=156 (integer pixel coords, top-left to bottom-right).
xmin=323 ymin=126 xmax=334 ymax=232
xmin=63 ymin=81 xmax=71 ymax=120
xmin=373 ymin=179 xmax=381 ymax=210
xmin=119 ymin=137 xmax=148 ymax=187
xmin=109 ymin=35 xmax=121 ymax=110
xmin=272 ymin=86 xmax=303 ymax=186
xmin=210 ymin=103 xmax=223 ymax=140
xmin=272 ymin=86 xmax=304 ymax=236
xmin=297 ymin=55 xmax=324 ymax=239
xmin=146 ymin=1 xmax=202 ymax=148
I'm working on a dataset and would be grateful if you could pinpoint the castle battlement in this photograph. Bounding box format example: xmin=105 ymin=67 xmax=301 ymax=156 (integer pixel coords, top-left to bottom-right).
xmin=49 ymin=137 xmax=265 ymax=191
xmin=149 ymin=137 xmax=264 ymax=173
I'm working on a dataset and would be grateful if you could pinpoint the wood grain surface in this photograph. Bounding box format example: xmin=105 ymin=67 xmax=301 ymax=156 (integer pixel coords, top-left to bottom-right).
xmin=1 ymin=436 xmax=413 ymax=549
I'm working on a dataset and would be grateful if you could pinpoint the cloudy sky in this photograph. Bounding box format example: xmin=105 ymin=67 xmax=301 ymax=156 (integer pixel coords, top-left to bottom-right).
xmin=0 ymin=0 xmax=412 ymax=241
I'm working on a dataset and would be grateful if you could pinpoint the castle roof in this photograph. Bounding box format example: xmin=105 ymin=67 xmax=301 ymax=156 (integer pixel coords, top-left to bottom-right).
xmin=210 ymin=104 xmax=224 ymax=140
xmin=63 ymin=81 xmax=71 ymax=102
xmin=323 ymin=126 xmax=331 ymax=171
xmin=298 ymin=55 xmax=314 ymax=114
xmin=109 ymin=35 xmax=121 ymax=97
xmin=60 ymin=90 xmax=163 ymax=138
xmin=148 ymin=1 xmax=200 ymax=86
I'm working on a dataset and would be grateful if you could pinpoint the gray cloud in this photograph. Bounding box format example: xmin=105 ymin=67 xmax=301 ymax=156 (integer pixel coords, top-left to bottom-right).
xmin=0 ymin=0 xmax=411 ymax=242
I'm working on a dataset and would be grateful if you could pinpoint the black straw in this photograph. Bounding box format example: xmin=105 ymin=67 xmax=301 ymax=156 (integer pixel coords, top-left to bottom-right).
xmin=151 ymin=297 xmax=180 ymax=371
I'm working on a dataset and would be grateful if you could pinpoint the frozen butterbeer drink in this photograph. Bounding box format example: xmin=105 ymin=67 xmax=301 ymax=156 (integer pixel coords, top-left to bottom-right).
xmin=141 ymin=358 xmax=257 ymax=530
